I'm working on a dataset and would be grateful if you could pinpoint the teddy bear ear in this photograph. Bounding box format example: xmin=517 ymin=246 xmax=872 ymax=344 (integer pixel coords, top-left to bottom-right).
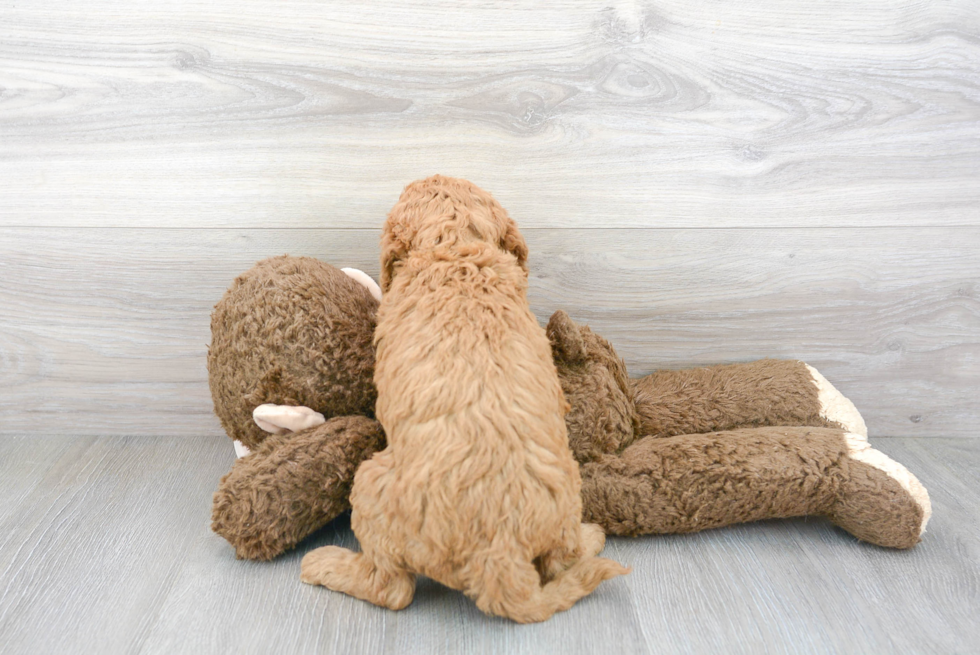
xmin=547 ymin=310 xmax=587 ymax=365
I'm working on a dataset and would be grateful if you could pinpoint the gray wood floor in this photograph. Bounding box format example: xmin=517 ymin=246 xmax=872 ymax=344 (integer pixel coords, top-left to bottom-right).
xmin=0 ymin=435 xmax=977 ymax=654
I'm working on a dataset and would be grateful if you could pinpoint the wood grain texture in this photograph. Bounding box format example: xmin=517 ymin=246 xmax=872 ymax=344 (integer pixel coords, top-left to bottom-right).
xmin=1 ymin=0 xmax=979 ymax=228
xmin=0 ymin=435 xmax=232 ymax=653
xmin=0 ymin=435 xmax=977 ymax=653
xmin=2 ymin=226 xmax=977 ymax=438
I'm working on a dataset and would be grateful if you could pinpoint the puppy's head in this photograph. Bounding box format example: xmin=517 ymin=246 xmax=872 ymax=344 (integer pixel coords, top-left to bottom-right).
xmin=380 ymin=175 xmax=528 ymax=292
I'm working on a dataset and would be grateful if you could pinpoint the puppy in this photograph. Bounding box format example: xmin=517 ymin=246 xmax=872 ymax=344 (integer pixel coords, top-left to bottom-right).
xmin=301 ymin=176 xmax=628 ymax=623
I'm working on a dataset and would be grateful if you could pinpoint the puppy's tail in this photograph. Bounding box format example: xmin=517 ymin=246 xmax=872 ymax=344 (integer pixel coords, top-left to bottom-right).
xmin=474 ymin=554 xmax=629 ymax=624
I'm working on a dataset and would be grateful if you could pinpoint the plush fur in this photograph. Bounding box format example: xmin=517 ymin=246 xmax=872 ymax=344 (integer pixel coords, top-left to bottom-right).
xmin=211 ymin=415 xmax=384 ymax=560
xmin=208 ymin=255 xmax=378 ymax=451
xmin=550 ymin=310 xmax=930 ymax=549
xmin=298 ymin=176 xmax=628 ymax=623
xmin=632 ymin=359 xmax=840 ymax=438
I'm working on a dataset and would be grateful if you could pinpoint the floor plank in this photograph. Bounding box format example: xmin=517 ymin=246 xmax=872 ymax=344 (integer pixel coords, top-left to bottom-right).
xmin=0 ymin=435 xmax=231 ymax=654
xmin=0 ymin=437 xmax=77 ymax=547
xmin=0 ymin=436 xmax=976 ymax=654
xmin=1 ymin=1 xmax=978 ymax=229
xmin=2 ymin=227 xmax=977 ymax=438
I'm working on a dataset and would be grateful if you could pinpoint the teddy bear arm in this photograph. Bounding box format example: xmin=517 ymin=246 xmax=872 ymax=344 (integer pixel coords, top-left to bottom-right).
xmin=211 ymin=415 xmax=385 ymax=560
xmin=630 ymin=359 xmax=866 ymax=438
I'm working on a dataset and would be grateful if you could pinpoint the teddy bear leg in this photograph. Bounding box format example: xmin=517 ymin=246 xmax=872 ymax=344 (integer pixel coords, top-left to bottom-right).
xmin=581 ymin=426 xmax=852 ymax=537
xmin=631 ymin=360 xmax=867 ymax=438
xmin=581 ymin=426 xmax=930 ymax=549
xmin=301 ymin=545 xmax=416 ymax=610
xmin=827 ymin=432 xmax=931 ymax=548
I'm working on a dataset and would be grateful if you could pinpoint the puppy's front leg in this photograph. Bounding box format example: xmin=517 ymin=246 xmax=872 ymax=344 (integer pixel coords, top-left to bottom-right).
xmin=301 ymin=546 xmax=416 ymax=610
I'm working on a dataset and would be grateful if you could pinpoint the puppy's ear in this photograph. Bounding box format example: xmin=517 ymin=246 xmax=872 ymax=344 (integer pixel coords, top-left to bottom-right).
xmin=547 ymin=310 xmax=587 ymax=365
xmin=380 ymin=220 xmax=409 ymax=293
xmin=500 ymin=217 xmax=529 ymax=272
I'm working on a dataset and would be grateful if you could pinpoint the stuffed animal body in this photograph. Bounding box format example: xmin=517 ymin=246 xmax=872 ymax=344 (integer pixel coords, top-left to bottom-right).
xmin=547 ymin=310 xmax=930 ymax=548
xmin=208 ymin=178 xmax=931 ymax=565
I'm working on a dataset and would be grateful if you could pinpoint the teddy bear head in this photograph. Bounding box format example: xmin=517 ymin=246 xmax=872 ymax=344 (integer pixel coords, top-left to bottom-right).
xmin=546 ymin=310 xmax=640 ymax=462
xmin=208 ymin=256 xmax=380 ymax=451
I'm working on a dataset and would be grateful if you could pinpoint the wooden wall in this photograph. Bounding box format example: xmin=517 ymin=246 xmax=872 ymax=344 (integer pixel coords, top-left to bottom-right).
xmin=2 ymin=0 xmax=978 ymax=438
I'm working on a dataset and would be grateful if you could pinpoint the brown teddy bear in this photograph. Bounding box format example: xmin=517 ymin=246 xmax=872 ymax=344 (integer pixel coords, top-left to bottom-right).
xmin=209 ymin=256 xmax=931 ymax=561
xmin=547 ymin=310 xmax=930 ymax=546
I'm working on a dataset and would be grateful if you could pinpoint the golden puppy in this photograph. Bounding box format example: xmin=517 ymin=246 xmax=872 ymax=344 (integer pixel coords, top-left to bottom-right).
xmin=301 ymin=176 xmax=628 ymax=623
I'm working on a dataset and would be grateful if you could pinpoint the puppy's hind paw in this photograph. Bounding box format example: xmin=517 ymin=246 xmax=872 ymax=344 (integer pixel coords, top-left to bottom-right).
xmin=300 ymin=546 xmax=353 ymax=587
xmin=579 ymin=523 xmax=607 ymax=559
xmin=301 ymin=546 xmax=416 ymax=610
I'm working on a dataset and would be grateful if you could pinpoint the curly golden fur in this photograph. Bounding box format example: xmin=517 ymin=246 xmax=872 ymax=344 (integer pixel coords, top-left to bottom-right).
xmin=300 ymin=176 xmax=628 ymax=623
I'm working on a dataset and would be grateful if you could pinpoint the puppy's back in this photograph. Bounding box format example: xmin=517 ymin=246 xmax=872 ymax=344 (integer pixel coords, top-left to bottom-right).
xmin=364 ymin=175 xmax=628 ymax=622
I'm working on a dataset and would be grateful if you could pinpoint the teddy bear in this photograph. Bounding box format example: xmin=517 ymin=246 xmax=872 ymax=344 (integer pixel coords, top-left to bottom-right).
xmin=547 ymin=309 xmax=930 ymax=547
xmin=208 ymin=255 xmax=931 ymax=561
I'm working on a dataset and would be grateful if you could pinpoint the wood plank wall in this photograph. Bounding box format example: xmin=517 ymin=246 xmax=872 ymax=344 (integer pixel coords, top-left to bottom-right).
xmin=1 ymin=1 xmax=978 ymax=438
